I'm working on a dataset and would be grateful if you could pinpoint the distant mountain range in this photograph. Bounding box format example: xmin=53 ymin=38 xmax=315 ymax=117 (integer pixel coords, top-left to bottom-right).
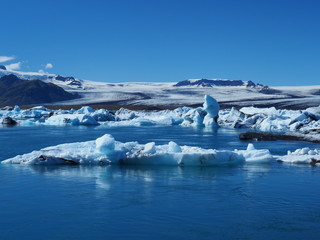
xmin=0 ymin=65 xmax=83 ymax=90
xmin=173 ymin=79 xmax=261 ymax=88
xmin=0 ymin=65 xmax=319 ymax=109
xmin=0 ymin=74 xmax=79 ymax=106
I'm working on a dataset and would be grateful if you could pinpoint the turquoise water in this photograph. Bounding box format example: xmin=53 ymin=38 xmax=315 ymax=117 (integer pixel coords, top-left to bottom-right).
xmin=1 ymin=125 xmax=320 ymax=239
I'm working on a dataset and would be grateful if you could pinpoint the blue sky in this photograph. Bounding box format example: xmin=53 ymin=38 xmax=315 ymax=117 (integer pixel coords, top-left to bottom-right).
xmin=1 ymin=0 xmax=319 ymax=85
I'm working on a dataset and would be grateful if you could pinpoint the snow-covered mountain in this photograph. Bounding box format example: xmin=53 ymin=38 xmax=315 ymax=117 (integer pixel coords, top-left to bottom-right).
xmin=0 ymin=74 xmax=79 ymax=105
xmin=0 ymin=66 xmax=83 ymax=90
xmin=174 ymin=78 xmax=260 ymax=88
xmin=54 ymin=78 xmax=320 ymax=110
xmin=1 ymin=66 xmax=320 ymax=109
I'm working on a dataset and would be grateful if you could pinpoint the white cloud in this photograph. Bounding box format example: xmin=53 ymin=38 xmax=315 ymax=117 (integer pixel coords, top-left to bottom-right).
xmin=45 ymin=63 xmax=53 ymax=69
xmin=0 ymin=56 xmax=15 ymax=63
xmin=38 ymin=69 xmax=45 ymax=74
xmin=5 ymin=62 xmax=21 ymax=71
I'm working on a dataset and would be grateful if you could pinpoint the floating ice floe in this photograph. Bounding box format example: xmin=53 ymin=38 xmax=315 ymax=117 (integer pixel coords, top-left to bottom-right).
xmin=2 ymin=95 xmax=320 ymax=143
xmin=1 ymin=134 xmax=273 ymax=166
xmin=218 ymin=105 xmax=320 ymax=140
xmin=45 ymin=114 xmax=99 ymax=126
xmin=277 ymin=147 xmax=320 ymax=165
xmin=0 ymin=95 xmax=219 ymax=128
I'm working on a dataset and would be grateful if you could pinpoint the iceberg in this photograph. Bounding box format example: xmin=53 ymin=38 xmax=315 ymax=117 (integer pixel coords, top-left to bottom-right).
xmin=0 ymin=95 xmax=221 ymax=128
xmin=2 ymin=134 xmax=273 ymax=166
xmin=239 ymin=106 xmax=278 ymax=116
xmin=181 ymin=95 xmax=219 ymax=127
xmin=277 ymin=147 xmax=320 ymax=165
xmin=203 ymin=95 xmax=219 ymax=127
xmin=235 ymin=144 xmax=273 ymax=163
xmin=1 ymin=95 xmax=320 ymax=143
xmin=45 ymin=114 xmax=99 ymax=126
xmin=218 ymin=106 xmax=320 ymax=143
xmin=181 ymin=108 xmax=206 ymax=127
xmin=76 ymin=106 xmax=95 ymax=114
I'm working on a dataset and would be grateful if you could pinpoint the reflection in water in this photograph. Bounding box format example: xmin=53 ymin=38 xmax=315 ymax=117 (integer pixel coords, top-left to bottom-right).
xmin=2 ymin=125 xmax=320 ymax=239
xmin=244 ymin=163 xmax=272 ymax=180
xmin=13 ymin=163 xmax=273 ymax=192
xmin=1 ymin=161 xmax=320 ymax=240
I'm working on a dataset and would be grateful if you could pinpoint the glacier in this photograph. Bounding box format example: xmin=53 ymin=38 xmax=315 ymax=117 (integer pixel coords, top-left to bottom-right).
xmin=2 ymin=68 xmax=320 ymax=109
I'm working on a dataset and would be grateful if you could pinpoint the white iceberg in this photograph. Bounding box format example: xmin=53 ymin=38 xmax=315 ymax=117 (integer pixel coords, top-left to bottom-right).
xmin=277 ymin=147 xmax=320 ymax=164
xmin=181 ymin=108 xmax=206 ymax=127
xmin=45 ymin=114 xmax=99 ymax=126
xmin=181 ymin=95 xmax=219 ymax=127
xmin=240 ymin=106 xmax=278 ymax=116
xmin=1 ymin=134 xmax=273 ymax=166
xmin=2 ymin=95 xmax=320 ymax=141
xmin=203 ymin=95 xmax=219 ymax=127
xmin=218 ymin=105 xmax=320 ymax=142
xmin=0 ymin=95 xmax=219 ymax=128
xmin=235 ymin=144 xmax=273 ymax=163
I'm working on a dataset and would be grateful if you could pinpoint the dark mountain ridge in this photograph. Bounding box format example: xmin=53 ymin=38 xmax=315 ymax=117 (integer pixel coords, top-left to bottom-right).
xmin=174 ymin=78 xmax=260 ymax=87
xmin=0 ymin=74 xmax=79 ymax=106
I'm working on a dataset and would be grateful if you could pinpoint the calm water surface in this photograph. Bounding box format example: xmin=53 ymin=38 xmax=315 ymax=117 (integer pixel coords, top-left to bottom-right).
xmin=1 ymin=125 xmax=320 ymax=240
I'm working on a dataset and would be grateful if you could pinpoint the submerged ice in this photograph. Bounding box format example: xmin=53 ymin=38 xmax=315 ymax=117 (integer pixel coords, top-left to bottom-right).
xmin=2 ymin=134 xmax=273 ymax=166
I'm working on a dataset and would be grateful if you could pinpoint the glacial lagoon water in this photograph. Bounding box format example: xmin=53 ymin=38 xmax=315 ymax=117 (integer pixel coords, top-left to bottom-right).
xmin=1 ymin=125 xmax=320 ymax=239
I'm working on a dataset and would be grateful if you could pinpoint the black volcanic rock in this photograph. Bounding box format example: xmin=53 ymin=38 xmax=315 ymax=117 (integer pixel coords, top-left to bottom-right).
xmin=246 ymin=81 xmax=256 ymax=87
xmin=2 ymin=117 xmax=17 ymax=126
xmin=0 ymin=65 xmax=6 ymax=70
xmin=55 ymin=75 xmax=82 ymax=88
xmin=174 ymin=79 xmax=258 ymax=87
xmin=0 ymin=74 xmax=79 ymax=106
xmin=239 ymin=131 xmax=320 ymax=144
xmin=56 ymin=75 xmax=75 ymax=82
xmin=258 ymin=86 xmax=282 ymax=94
